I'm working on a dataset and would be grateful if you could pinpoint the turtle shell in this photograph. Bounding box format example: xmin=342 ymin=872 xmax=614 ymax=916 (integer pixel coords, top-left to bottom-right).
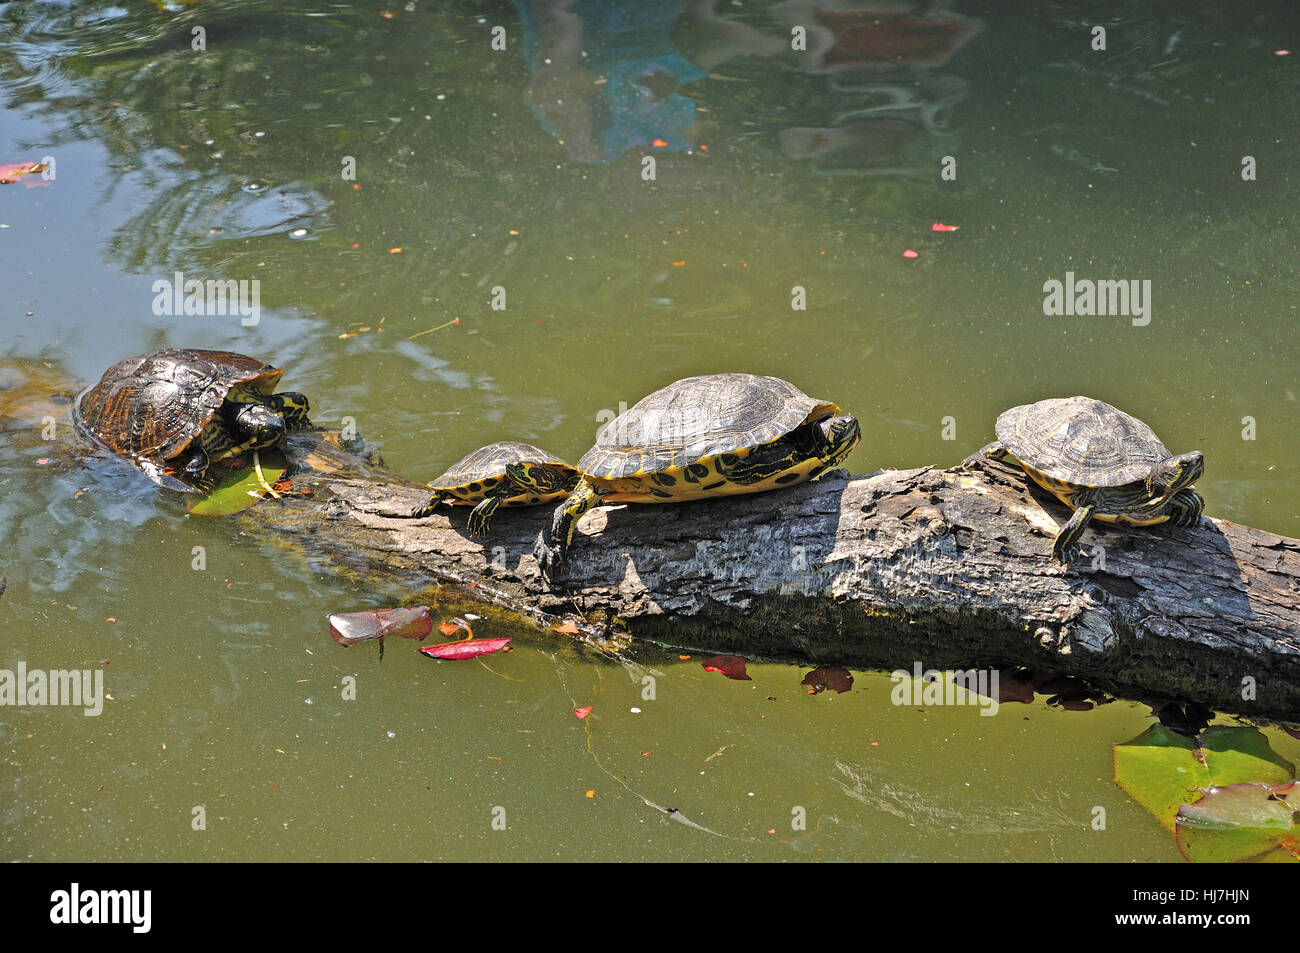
xmin=995 ymin=395 xmax=1173 ymax=488
xmin=431 ymin=441 xmax=575 ymax=490
xmin=74 ymin=348 xmax=284 ymax=487
xmin=579 ymin=374 xmax=839 ymax=480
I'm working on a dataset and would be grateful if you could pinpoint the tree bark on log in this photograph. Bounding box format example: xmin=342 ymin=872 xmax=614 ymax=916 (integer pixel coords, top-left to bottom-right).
xmin=235 ymin=432 xmax=1300 ymax=719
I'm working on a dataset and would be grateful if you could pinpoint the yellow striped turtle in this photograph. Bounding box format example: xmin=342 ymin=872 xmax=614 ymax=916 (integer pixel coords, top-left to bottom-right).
xmin=412 ymin=441 xmax=580 ymax=536
xmin=534 ymin=374 xmax=861 ymax=573
xmin=971 ymin=395 xmax=1204 ymax=564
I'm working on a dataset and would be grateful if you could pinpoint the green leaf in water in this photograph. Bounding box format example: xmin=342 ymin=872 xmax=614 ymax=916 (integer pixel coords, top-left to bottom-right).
xmin=186 ymin=450 xmax=287 ymax=516
xmin=1113 ymin=725 xmax=1294 ymax=833
xmin=1176 ymin=782 xmax=1300 ymax=863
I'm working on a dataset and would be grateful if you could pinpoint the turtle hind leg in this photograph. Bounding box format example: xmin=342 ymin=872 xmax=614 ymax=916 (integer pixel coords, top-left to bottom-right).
xmin=534 ymin=480 xmax=601 ymax=575
xmin=1168 ymin=489 xmax=1204 ymax=527
xmin=1052 ymin=503 xmax=1097 ymax=564
xmin=963 ymin=440 xmax=1009 ymax=469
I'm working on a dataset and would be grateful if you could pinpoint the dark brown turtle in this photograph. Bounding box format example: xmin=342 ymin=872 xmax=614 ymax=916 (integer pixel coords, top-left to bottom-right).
xmin=74 ymin=348 xmax=310 ymax=491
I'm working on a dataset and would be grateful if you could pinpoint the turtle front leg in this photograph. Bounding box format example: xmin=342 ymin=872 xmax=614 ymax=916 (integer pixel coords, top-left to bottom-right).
xmin=199 ymin=417 xmax=236 ymax=457
xmin=963 ymin=440 xmax=1009 ymax=469
xmin=534 ymin=480 xmax=602 ymax=575
xmin=410 ymin=493 xmax=447 ymax=520
xmin=1168 ymin=489 xmax=1204 ymax=527
xmin=1052 ymin=503 xmax=1097 ymax=564
xmin=467 ymin=489 xmax=508 ymax=537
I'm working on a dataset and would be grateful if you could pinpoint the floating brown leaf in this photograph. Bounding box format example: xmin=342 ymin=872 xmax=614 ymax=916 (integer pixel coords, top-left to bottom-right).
xmin=438 ymin=617 xmax=473 ymax=639
xmin=802 ymin=666 xmax=854 ymax=694
xmin=329 ymin=606 xmax=432 ymax=647
xmin=702 ymin=655 xmax=751 ymax=681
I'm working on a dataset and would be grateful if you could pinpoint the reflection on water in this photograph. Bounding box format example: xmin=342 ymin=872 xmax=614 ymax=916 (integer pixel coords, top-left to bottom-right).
xmin=512 ymin=0 xmax=707 ymax=162
xmin=1 ymin=0 xmax=1298 ymax=862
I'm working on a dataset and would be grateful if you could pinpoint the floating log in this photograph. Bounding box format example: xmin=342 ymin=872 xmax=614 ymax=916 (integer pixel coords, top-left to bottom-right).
xmin=253 ymin=430 xmax=1300 ymax=720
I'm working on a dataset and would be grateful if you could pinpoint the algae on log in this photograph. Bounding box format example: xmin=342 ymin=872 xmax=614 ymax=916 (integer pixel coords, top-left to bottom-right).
xmin=258 ymin=431 xmax=1300 ymax=719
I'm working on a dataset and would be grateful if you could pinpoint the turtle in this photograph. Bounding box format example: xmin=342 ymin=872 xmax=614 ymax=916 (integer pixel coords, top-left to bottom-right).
xmin=74 ymin=348 xmax=311 ymax=492
xmin=410 ymin=441 xmax=581 ymax=536
xmin=533 ymin=373 xmax=861 ymax=573
xmin=968 ymin=395 xmax=1204 ymax=564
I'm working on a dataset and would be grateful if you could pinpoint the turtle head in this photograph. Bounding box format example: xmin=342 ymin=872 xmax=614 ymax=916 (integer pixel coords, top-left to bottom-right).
xmin=814 ymin=414 xmax=862 ymax=467
xmin=1147 ymin=451 xmax=1204 ymax=502
xmin=228 ymin=401 xmax=286 ymax=448
xmin=268 ymin=391 xmax=311 ymax=428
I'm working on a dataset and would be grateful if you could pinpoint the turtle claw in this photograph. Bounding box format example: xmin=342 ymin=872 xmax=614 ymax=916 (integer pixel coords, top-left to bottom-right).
xmin=1052 ymin=540 xmax=1083 ymax=565
xmin=408 ymin=495 xmax=441 ymax=520
xmin=964 ymin=441 xmax=1008 ymax=470
xmin=1051 ymin=504 xmax=1095 ymax=567
xmin=533 ymin=531 xmax=565 ymax=577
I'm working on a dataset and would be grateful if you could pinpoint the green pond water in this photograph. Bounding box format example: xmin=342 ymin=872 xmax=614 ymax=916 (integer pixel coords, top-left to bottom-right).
xmin=1 ymin=0 xmax=1297 ymax=862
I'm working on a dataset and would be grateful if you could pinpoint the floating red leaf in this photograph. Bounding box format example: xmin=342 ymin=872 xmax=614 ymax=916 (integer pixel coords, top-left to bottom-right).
xmin=931 ymin=222 xmax=959 ymax=232
xmin=420 ymin=637 xmax=511 ymax=660
xmin=701 ymin=655 xmax=751 ymax=681
xmin=574 ymin=705 xmax=593 ymax=719
xmin=0 ymin=160 xmax=47 ymax=185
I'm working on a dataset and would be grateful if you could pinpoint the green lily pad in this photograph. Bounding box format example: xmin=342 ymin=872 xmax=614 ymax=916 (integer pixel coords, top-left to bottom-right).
xmin=1113 ymin=725 xmax=1294 ymax=833
xmin=1176 ymin=782 xmax=1300 ymax=863
xmin=186 ymin=450 xmax=287 ymax=516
